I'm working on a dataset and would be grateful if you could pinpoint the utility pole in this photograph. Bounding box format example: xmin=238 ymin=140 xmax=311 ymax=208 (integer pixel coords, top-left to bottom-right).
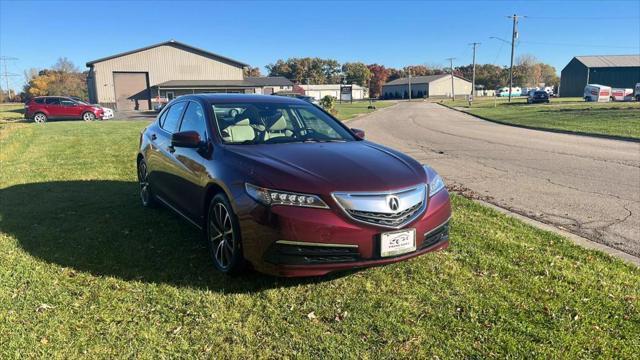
xmin=507 ymin=14 xmax=522 ymax=103
xmin=0 ymin=56 xmax=19 ymax=103
xmin=408 ymin=71 xmax=412 ymax=101
xmin=446 ymin=57 xmax=456 ymax=100
xmin=469 ymin=43 xmax=480 ymax=96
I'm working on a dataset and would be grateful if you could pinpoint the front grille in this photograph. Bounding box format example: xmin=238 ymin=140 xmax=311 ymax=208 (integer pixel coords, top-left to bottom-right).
xmin=347 ymin=202 xmax=424 ymax=227
xmin=264 ymin=243 xmax=360 ymax=265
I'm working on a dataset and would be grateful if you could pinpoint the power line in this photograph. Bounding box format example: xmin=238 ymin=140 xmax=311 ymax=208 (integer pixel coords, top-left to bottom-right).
xmin=526 ymin=16 xmax=639 ymax=20
xmin=0 ymin=56 xmax=20 ymax=102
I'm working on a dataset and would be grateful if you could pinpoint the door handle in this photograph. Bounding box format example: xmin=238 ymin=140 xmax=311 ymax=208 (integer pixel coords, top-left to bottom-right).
xmin=167 ymin=145 xmax=175 ymax=153
xmin=151 ymin=133 xmax=157 ymax=140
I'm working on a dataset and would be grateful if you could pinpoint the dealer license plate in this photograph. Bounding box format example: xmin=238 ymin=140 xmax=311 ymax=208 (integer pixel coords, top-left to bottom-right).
xmin=380 ymin=228 xmax=416 ymax=257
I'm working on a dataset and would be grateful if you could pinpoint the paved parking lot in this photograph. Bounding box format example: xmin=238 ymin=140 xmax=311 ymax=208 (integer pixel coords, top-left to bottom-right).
xmin=350 ymin=102 xmax=640 ymax=257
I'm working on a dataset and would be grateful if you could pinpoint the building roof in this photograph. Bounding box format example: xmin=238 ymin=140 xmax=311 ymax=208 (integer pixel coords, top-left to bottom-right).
xmin=246 ymin=76 xmax=293 ymax=86
xmin=383 ymin=74 xmax=469 ymax=86
xmin=86 ymin=40 xmax=249 ymax=67
xmin=574 ymin=55 xmax=640 ymax=68
xmin=300 ymin=84 xmax=366 ymax=90
xmin=156 ymin=77 xmax=294 ymax=88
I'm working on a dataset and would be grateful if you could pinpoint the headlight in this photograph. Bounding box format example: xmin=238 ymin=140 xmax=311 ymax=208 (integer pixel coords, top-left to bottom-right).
xmin=423 ymin=165 xmax=446 ymax=197
xmin=245 ymin=183 xmax=329 ymax=209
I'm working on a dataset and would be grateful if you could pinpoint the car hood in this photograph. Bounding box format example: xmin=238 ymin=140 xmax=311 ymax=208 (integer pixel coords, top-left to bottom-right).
xmin=224 ymin=141 xmax=427 ymax=193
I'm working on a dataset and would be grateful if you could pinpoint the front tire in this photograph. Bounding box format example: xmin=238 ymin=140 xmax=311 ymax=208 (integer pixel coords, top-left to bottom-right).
xmin=83 ymin=112 xmax=96 ymax=121
xmin=137 ymin=159 xmax=157 ymax=208
xmin=33 ymin=112 xmax=47 ymax=123
xmin=207 ymin=194 xmax=245 ymax=274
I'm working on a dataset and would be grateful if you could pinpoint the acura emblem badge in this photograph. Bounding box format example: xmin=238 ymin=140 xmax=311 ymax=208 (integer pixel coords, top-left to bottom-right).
xmin=387 ymin=195 xmax=400 ymax=211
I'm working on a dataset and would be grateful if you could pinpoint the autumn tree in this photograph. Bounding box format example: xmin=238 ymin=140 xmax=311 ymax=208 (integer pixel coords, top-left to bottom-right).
xmin=22 ymin=58 xmax=88 ymax=100
xmin=266 ymin=57 xmax=341 ymax=84
xmin=367 ymin=64 xmax=389 ymax=98
xmin=243 ymin=66 xmax=262 ymax=77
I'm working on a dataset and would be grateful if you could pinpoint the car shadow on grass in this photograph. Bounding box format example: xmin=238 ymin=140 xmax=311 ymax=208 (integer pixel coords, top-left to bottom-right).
xmin=0 ymin=180 xmax=352 ymax=292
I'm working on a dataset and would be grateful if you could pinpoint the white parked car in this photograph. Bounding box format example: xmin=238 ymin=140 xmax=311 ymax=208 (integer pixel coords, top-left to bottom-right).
xmin=583 ymin=84 xmax=611 ymax=102
xmin=101 ymin=106 xmax=114 ymax=119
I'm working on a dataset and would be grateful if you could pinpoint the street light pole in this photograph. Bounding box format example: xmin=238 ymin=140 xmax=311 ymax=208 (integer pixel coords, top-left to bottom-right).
xmin=508 ymin=14 xmax=520 ymax=103
xmin=469 ymin=42 xmax=480 ymax=97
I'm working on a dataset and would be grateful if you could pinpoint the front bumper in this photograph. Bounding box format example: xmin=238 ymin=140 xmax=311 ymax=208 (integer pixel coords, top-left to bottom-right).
xmin=238 ymin=189 xmax=452 ymax=277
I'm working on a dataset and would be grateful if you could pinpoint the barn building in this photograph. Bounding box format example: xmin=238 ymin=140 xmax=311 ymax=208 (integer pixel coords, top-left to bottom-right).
xmin=559 ymin=55 xmax=640 ymax=97
xmin=382 ymin=74 xmax=472 ymax=99
xmin=86 ymin=40 xmax=292 ymax=110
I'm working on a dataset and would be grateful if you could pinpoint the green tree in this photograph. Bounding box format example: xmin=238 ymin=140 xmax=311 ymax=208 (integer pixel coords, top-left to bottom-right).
xmin=341 ymin=62 xmax=371 ymax=86
xmin=266 ymin=57 xmax=341 ymax=84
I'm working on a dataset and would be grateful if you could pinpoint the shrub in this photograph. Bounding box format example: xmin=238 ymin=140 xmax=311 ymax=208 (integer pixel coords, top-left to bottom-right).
xmin=319 ymin=95 xmax=336 ymax=110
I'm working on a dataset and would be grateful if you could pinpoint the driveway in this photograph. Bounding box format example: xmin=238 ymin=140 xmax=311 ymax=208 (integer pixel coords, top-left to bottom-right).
xmin=350 ymin=102 xmax=640 ymax=257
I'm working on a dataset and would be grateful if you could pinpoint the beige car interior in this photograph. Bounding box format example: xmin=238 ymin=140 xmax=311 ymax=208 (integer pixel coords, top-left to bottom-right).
xmin=222 ymin=110 xmax=294 ymax=143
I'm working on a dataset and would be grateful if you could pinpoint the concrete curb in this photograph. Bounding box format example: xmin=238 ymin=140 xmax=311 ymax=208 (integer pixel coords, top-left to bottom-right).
xmin=473 ymin=198 xmax=640 ymax=267
xmin=437 ymin=102 xmax=640 ymax=143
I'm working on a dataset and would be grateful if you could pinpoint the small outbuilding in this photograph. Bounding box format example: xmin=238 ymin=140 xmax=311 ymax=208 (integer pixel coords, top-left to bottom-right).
xmin=299 ymin=84 xmax=368 ymax=100
xmin=382 ymin=74 xmax=471 ymax=99
xmin=559 ymin=55 xmax=640 ymax=97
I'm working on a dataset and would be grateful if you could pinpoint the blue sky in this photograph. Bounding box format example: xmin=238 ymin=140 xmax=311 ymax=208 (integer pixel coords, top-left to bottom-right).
xmin=1 ymin=0 xmax=638 ymax=90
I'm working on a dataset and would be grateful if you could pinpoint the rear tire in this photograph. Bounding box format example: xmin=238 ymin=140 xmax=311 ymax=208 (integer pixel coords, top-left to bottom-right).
xmin=83 ymin=112 xmax=96 ymax=121
xmin=33 ymin=112 xmax=47 ymax=123
xmin=207 ymin=193 xmax=245 ymax=274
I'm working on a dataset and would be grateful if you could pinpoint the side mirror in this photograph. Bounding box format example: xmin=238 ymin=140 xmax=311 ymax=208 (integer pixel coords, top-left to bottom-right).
xmin=171 ymin=130 xmax=202 ymax=148
xmin=351 ymin=128 xmax=365 ymax=139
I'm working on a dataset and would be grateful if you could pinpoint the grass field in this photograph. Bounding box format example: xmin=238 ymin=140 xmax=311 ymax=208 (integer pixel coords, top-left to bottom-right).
xmin=334 ymin=100 xmax=396 ymax=120
xmin=0 ymin=103 xmax=24 ymax=122
xmin=440 ymin=97 xmax=640 ymax=139
xmin=1 ymin=121 xmax=639 ymax=358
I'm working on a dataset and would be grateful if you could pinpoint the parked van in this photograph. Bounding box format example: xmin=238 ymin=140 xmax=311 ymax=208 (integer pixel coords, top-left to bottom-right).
xmin=610 ymin=88 xmax=634 ymax=101
xmin=583 ymin=84 xmax=611 ymax=102
xmin=634 ymin=83 xmax=640 ymax=101
xmin=497 ymin=87 xmax=522 ymax=97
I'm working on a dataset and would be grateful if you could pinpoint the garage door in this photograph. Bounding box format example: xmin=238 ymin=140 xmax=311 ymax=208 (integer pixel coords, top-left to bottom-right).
xmin=113 ymin=72 xmax=150 ymax=111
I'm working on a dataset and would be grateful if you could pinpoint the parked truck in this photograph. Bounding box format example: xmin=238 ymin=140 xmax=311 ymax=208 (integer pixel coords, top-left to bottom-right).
xmin=610 ymin=88 xmax=634 ymax=101
xmin=634 ymin=83 xmax=640 ymax=101
xmin=583 ymin=84 xmax=611 ymax=102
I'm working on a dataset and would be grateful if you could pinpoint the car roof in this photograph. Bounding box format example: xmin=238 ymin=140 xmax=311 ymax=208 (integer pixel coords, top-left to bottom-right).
xmin=182 ymin=93 xmax=310 ymax=105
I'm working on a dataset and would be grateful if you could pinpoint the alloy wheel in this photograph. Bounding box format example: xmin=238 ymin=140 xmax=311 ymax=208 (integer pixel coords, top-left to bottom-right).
xmin=34 ymin=113 xmax=46 ymax=123
xmin=83 ymin=112 xmax=96 ymax=121
xmin=209 ymin=202 xmax=236 ymax=270
xmin=138 ymin=161 xmax=151 ymax=206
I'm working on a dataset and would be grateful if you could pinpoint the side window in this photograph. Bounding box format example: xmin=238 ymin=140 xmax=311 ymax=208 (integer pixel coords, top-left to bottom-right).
xmin=45 ymin=97 xmax=61 ymax=105
xmin=179 ymin=102 xmax=207 ymax=140
xmin=160 ymin=102 xmax=187 ymax=133
xmin=34 ymin=98 xmax=45 ymax=104
xmin=158 ymin=109 xmax=169 ymax=128
xmin=60 ymin=99 xmax=75 ymax=106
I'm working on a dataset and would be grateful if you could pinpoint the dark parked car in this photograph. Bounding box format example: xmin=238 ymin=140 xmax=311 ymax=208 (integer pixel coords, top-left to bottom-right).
xmin=527 ymin=90 xmax=550 ymax=104
xmin=137 ymin=94 xmax=451 ymax=276
xmin=25 ymin=96 xmax=105 ymax=122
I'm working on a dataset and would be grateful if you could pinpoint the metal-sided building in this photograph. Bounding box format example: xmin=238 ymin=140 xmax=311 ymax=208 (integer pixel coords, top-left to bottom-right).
xmin=381 ymin=74 xmax=471 ymax=99
xmin=559 ymin=55 xmax=640 ymax=97
xmin=86 ymin=40 xmax=292 ymax=110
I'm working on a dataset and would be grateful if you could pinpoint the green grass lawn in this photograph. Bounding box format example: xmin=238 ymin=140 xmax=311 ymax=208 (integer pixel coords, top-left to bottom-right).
xmin=334 ymin=100 xmax=396 ymax=120
xmin=440 ymin=97 xmax=640 ymax=139
xmin=1 ymin=121 xmax=638 ymax=358
xmin=0 ymin=103 xmax=25 ymax=122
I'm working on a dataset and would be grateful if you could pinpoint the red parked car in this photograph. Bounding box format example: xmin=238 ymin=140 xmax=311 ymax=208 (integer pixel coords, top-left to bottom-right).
xmin=137 ymin=94 xmax=452 ymax=277
xmin=25 ymin=96 xmax=105 ymax=123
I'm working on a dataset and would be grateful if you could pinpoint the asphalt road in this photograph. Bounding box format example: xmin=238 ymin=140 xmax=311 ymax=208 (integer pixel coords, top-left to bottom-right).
xmin=350 ymin=102 xmax=640 ymax=257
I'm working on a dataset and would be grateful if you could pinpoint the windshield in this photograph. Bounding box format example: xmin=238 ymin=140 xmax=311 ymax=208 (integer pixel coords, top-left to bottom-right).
xmin=211 ymin=102 xmax=356 ymax=145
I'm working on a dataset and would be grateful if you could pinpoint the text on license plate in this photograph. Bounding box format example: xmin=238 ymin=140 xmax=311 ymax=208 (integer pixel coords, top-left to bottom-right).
xmin=380 ymin=228 xmax=416 ymax=257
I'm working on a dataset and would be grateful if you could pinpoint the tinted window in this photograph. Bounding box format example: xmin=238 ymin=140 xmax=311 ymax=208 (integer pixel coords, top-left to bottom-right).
xmin=60 ymin=99 xmax=76 ymax=106
xmin=45 ymin=97 xmax=61 ymax=105
xmin=212 ymin=102 xmax=355 ymax=144
xmin=34 ymin=98 xmax=45 ymax=104
xmin=179 ymin=102 xmax=207 ymax=140
xmin=161 ymin=102 xmax=187 ymax=133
